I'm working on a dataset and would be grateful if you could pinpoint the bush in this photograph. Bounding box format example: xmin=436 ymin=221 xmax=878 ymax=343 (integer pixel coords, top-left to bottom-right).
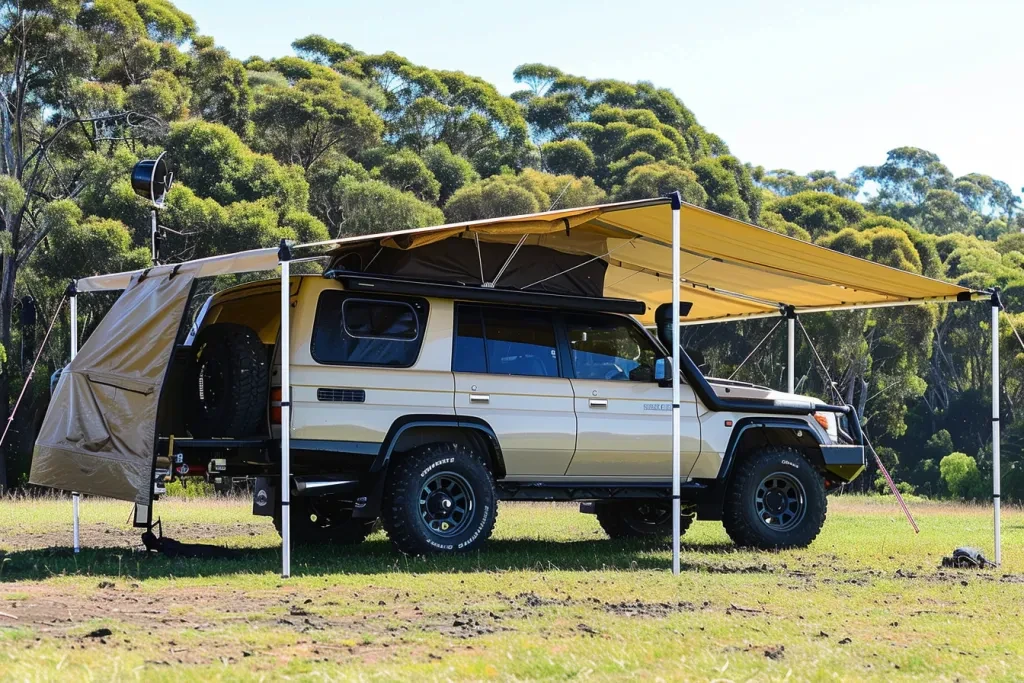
xmin=165 ymin=479 xmax=216 ymax=499
xmin=939 ymin=452 xmax=984 ymax=500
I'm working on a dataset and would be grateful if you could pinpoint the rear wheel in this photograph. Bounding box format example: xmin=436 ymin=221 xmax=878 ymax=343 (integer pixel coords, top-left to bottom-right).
xmin=274 ymin=497 xmax=376 ymax=545
xmin=185 ymin=323 xmax=269 ymax=438
xmin=722 ymin=446 xmax=827 ymax=549
xmin=382 ymin=443 xmax=497 ymax=555
xmin=596 ymin=500 xmax=693 ymax=540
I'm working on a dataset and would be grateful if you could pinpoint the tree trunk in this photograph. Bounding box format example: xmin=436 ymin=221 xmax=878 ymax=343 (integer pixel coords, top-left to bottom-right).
xmin=0 ymin=252 xmax=18 ymax=493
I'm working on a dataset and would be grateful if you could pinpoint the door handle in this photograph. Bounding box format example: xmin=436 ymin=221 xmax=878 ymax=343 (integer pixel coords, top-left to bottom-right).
xmin=470 ymin=394 xmax=490 ymax=403
xmin=589 ymin=399 xmax=608 ymax=408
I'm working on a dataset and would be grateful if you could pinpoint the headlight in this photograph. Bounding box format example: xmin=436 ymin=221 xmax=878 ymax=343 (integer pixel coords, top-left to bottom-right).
xmin=813 ymin=412 xmax=832 ymax=431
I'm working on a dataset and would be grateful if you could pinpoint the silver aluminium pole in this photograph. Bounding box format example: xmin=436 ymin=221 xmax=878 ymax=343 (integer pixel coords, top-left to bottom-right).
xmin=279 ymin=242 xmax=292 ymax=578
xmin=991 ymin=291 xmax=1001 ymax=565
xmin=671 ymin=192 xmax=682 ymax=577
xmin=786 ymin=308 xmax=795 ymax=394
xmin=70 ymin=287 xmax=80 ymax=554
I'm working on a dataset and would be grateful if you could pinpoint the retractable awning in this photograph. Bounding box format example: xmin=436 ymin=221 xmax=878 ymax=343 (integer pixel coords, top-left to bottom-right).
xmin=76 ymin=196 xmax=980 ymax=322
xmin=316 ymin=197 xmax=981 ymax=323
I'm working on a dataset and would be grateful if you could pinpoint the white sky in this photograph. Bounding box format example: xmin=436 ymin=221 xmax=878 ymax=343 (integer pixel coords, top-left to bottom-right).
xmin=174 ymin=0 xmax=1024 ymax=195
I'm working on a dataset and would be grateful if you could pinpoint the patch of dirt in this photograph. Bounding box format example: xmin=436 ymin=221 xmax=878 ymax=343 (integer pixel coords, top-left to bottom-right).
xmin=0 ymin=521 xmax=272 ymax=552
xmin=602 ymin=599 xmax=696 ymax=618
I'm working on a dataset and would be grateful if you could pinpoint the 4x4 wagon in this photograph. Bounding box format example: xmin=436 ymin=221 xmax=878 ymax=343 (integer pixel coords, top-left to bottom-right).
xmin=159 ymin=273 xmax=865 ymax=555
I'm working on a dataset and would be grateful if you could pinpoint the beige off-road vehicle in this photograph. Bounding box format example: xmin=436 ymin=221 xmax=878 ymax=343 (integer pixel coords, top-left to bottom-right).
xmin=159 ymin=272 xmax=865 ymax=555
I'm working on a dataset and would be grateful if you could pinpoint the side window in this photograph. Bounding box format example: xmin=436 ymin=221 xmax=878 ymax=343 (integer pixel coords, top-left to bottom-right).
xmin=565 ymin=312 xmax=658 ymax=382
xmin=312 ymin=292 xmax=427 ymax=367
xmin=452 ymin=304 xmax=559 ymax=378
xmin=453 ymin=305 xmax=487 ymax=373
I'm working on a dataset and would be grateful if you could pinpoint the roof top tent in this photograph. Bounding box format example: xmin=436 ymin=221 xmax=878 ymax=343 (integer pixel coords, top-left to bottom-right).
xmin=30 ymin=194 xmax=998 ymax=577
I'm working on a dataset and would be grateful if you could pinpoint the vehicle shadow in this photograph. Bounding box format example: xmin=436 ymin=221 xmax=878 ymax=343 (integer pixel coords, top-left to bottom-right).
xmin=0 ymin=537 xmax=749 ymax=582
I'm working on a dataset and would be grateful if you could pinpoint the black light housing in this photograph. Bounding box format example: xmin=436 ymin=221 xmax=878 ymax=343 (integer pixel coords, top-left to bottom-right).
xmin=130 ymin=152 xmax=172 ymax=206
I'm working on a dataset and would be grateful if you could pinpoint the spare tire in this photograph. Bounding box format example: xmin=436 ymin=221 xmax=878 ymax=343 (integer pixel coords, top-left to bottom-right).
xmin=185 ymin=323 xmax=269 ymax=437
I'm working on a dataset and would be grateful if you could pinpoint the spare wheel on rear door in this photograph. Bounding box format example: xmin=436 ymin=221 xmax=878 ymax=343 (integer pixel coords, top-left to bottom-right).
xmin=185 ymin=323 xmax=270 ymax=437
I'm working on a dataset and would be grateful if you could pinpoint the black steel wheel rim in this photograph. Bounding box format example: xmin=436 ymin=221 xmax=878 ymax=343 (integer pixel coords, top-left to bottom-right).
xmin=754 ymin=472 xmax=807 ymax=532
xmin=627 ymin=502 xmax=671 ymax=530
xmin=419 ymin=471 xmax=475 ymax=538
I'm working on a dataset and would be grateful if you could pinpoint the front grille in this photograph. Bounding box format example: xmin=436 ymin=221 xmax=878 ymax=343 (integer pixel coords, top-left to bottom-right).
xmin=317 ymin=388 xmax=366 ymax=403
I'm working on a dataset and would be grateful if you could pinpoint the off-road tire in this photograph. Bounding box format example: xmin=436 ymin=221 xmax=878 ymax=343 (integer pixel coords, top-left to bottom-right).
xmin=596 ymin=501 xmax=694 ymax=540
xmin=382 ymin=443 xmax=497 ymax=555
xmin=185 ymin=323 xmax=269 ymax=438
xmin=722 ymin=446 xmax=827 ymax=549
xmin=274 ymin=498 xmax=376 ymax=545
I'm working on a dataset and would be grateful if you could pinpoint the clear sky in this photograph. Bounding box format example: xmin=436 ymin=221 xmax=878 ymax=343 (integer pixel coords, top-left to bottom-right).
xmin=174 ymin=0 xmax=1024 ymax=195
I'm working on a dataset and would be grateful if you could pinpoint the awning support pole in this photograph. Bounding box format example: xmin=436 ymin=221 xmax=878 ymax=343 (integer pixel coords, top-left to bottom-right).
xmin=786 ymin=306 xmax=796 ymax=394
xmin=279 ymin=241 xmax=292 ymax=579
xmin=68 ymin=282 xmax=79 ymax=554
xmin=670 ymin=191 xmax=682 ymax=577
xmin=991 ymin=290 xmax=1001 ymax=565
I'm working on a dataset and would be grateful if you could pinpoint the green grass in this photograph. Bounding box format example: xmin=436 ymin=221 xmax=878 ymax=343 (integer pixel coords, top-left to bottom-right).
xmin=1 ymin=494 xmax=1022 ymax=681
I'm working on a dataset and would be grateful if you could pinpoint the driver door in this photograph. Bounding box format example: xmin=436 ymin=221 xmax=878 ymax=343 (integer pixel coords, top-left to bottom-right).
xmin=563 ymin=312 xmax=701 ymax=478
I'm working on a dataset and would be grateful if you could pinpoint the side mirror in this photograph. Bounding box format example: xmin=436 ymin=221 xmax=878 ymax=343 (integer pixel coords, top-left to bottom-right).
xmin=654 ymin=302 xmax=693 ymax=350
xmin=655 ymin=357 xmax=674 ymax=386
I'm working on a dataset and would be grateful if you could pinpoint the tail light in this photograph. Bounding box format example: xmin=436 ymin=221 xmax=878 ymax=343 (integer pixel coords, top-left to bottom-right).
xmin=270 ymin=387 xmax=282 ymax=424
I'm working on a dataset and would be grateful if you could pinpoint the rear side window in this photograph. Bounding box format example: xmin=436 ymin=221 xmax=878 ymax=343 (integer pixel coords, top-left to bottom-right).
xmin=312 ymin=292 xmax=427 ymax=367
xmin=453 ymin=305 xmax=558 ymax=378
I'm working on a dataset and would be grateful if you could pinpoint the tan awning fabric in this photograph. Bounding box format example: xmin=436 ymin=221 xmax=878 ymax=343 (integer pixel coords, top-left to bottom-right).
xmin=77 ymin=247 xmax=279 ymax=292
xmin=30 ymin=271 xmax=195 ymax=503
xmin=314 ymin=197 xmax=976 ymax=323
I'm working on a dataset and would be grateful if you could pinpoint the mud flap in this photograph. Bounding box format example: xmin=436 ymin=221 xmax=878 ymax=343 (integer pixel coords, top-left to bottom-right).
xmin=253 ymin=477 xmax=275 ymax=517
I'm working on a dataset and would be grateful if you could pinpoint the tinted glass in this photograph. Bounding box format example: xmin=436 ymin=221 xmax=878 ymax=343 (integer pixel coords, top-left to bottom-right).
xmin=565 ymin=312 xmax=658 ymax=382
xmin=452 ymin=304 xmax=558 ymax=378
xmin=453 ymin=305 xmax=487 ymax=373
xmin=342 ymin=299 xmax=418 ymax=340
xmin=482 ymin=308 xmax=558 ymax=377
xmin=312 ymin=292 xmax=426 ymax=367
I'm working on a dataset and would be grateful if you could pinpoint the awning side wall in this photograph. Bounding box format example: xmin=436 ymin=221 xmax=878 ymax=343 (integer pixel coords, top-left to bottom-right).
xmin=30 ymin=271 xmax=195 ymax=504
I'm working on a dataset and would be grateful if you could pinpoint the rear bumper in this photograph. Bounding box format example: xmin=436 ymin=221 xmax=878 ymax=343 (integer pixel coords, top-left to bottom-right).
xmin=820 ymin=444 xmax=865 ymax=482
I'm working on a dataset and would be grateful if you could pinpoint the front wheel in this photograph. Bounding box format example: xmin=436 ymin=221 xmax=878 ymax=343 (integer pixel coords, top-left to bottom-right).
xmin=382 ymin=443 xmax=497 ymax=555
xmin=722 ymin=447 xmax=827 ymax=549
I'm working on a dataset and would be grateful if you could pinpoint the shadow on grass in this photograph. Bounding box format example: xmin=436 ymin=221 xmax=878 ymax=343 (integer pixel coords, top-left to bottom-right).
xmin=0 ymin=537 xmax=746 ymax=582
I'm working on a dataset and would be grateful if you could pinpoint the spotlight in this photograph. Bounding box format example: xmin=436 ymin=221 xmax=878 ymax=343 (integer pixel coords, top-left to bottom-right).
xmin=130 ymin=152 xmax=173 ymax=207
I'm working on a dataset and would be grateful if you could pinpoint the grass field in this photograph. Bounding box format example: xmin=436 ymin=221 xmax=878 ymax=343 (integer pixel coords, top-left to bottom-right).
xmin=1 ymin=494 xmax=1023 ymax=681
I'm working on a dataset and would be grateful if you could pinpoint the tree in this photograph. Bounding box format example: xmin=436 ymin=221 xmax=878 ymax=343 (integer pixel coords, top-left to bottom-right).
xmin=251 ymin=77 xmax=383 ymax=170
xmin=940 ymin=452 xmax=984 ymax=499
xmin=0 ymin=0 xmax=197 ymax=489
xmin=764 ymin=191 xmax=867 ymax=238
xmin=332 ymin=177 xmax=443 ymax=237
xmin=613 ymin=162 xmax=707 ymax=205
xmin=421 ymin=143 xmax=477 ymax=204
xmin=444 ymin=175 xmax=540 ymax=223
xmin=188 ymin=35 xmax=253 ymax=137
xmin=374 ymin=149 xmax=441 ymax=203
xmin=541 ymin=139 xmax=595 ymax=178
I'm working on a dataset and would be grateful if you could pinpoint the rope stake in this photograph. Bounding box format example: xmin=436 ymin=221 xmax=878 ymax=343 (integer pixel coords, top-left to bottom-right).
xmin=796 ymin=317 xmax=919 ymax=533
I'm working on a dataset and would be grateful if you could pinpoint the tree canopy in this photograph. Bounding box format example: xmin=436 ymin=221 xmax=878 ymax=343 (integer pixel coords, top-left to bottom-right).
xmin=1 ymin=2 xmax=1022 ymax=500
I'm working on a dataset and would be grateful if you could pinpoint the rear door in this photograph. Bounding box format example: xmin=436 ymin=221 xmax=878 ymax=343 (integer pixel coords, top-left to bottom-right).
xmin=452 ymin=304 xmax=576 ymax=477
xmin=563 ymin=312 xmax=701 ymax=478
